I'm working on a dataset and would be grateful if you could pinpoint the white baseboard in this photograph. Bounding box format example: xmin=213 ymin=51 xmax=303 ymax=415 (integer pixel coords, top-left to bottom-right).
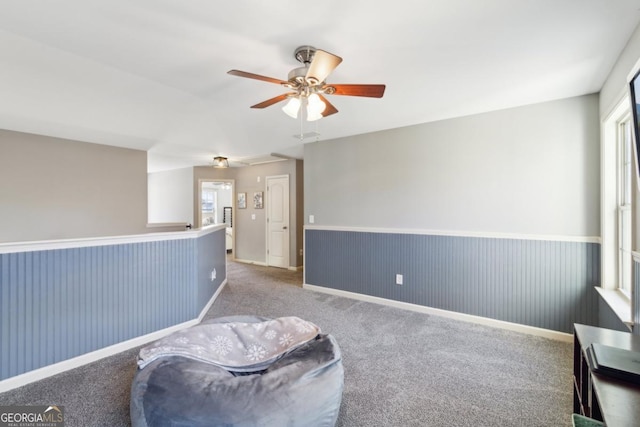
xmin=0 ymin=279 xmax=228 ymax=393
xmin=234 ymin=258 xmax=301 ymax=271
xmin=198 ymin=279 xmax=228 ymax=322
xmin=303 ymin=283 xmax=573 ymax=343
xmin=233 ymin=258 xmax=268 ymax=267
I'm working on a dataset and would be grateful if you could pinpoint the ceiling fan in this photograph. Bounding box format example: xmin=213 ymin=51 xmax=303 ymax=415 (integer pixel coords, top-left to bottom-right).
xmin=228 ymin=45 xmax=385 ymax=121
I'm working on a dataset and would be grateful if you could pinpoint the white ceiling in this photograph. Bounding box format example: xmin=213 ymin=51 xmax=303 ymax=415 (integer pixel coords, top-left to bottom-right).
xmin=0 ymin=0 xmax=639 ymax=172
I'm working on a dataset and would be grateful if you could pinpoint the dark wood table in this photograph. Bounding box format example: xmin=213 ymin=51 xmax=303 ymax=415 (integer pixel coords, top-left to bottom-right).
xmin=573 ymin=324 xmax=640 ymax=426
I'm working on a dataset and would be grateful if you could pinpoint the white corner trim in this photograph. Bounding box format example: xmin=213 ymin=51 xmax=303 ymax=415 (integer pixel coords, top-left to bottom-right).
xmin=303 ymin=284 xmax=573 ymax=343
xmin=0 ymin=224 xmax=226 ymax=254
xmin=0 ymin=278 xmax=228 ymax=393
xmin=595 ymin=287 xmax=633 ymax=326
xmin=303 ymin=225 xmax=601 ymax=244
xmin=197 ymin=279 xmax=228 ymax=322
xmin=627 ymin=56 xmax=640 ymax=82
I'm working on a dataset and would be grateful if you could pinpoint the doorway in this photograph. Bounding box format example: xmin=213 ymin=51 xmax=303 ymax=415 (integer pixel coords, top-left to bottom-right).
xmin=199 ymin=179 xmax=235 ymax=253
xmin=266 ymin=175 xmax=290 ymax=268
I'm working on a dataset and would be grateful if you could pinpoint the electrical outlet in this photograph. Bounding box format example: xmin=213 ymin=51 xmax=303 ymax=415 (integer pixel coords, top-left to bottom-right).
xmin=299 ymin=249 xmax=303 ymax=256
xmin=395 ymin=274 xmax=403 ymax=285
xmin=210 ymin=269 xmax=216 ymax=282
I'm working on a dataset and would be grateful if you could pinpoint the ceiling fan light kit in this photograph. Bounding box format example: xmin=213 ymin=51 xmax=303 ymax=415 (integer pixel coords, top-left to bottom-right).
xmin=282 ymin=93 xmax=326 ymax=121
xmin=282 ymin=96 xmax=301 ymax=118
xmin=228 ymin=45 xmax=385 ymax=121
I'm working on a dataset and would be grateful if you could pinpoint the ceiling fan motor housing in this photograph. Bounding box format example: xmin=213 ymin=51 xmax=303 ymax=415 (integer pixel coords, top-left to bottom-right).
xmin=292 ymin=46 xmax=322 ymax=86
xmin=287 ymin=67 xmax=308 ymax=85
xmin=294 ymin=45 xmax=316 ymax=65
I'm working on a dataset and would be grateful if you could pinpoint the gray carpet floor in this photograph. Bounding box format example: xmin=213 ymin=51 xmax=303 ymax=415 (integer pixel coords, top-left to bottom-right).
xmin=0 ymin=259 xmax=573 ymax=426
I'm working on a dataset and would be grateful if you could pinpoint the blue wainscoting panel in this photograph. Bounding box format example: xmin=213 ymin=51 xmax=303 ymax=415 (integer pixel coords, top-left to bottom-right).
xmin=196 ymin=228 xmax=227 ymax=313
xmin=305 ymin=229 xmax=600 ymax=334
xmin=598 ymin=297 xmax=630 ymax=333
xmin=0 ymin=228 xmax=226 ymax=382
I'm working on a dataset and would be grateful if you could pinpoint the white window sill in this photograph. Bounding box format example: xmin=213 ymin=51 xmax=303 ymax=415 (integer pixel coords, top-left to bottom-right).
xmin=595 ymin=287 xmax=633 ymax=326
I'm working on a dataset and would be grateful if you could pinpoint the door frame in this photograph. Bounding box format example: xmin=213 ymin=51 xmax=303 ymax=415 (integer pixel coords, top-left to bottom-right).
xmin=197 ymin=178 xmax=235 ymax=255
xmin=265 ymin=174 xmax=290 ymax=269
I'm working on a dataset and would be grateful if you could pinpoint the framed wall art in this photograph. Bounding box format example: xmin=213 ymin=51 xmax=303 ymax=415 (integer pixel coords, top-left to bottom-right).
xmin=253 ymin=191 xmax=263 ymax=209
xmin=237 ymin=192 xmax=247 ymax=209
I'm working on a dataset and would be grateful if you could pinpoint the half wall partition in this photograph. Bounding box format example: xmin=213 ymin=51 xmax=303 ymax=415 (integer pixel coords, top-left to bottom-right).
xmin=0 ymin=225 xmax=227 ymax=391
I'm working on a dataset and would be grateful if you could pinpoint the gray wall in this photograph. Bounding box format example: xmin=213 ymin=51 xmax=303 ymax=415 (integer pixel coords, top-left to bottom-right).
xmin=305 ymin=94 xmax=600 ymax=237
xmin=194 ymin=159 xmax=303 ymax=268
xmin=304 ymin=94 xmax=601 ymax=333
xmin=0 ymin=130 xmax=148 ymax=243
xmin=600 ymin=23 xmax=640 ymax=118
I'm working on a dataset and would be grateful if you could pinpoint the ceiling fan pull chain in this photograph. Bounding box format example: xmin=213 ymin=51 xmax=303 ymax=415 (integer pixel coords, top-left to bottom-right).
xmin=299 ymin=101 xmax=304 ymax=138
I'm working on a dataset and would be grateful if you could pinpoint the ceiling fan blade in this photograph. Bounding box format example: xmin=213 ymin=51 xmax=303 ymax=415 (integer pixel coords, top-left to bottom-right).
xmin=228 ymin=69 xmax=289 ymax=85
xmin=328 ymin=84 xmax=386 ymax=98
xmin=318 ymin=94 xmax=338 ymax=117
xmin=306 ymin=50 xmax=343 ymax=84
xmin=250 ymin=93 xmax=296 ymax=109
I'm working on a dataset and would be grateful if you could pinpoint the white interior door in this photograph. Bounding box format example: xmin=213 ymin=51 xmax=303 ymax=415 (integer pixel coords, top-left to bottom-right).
xmin=266 ymin=175 xmax=289 ymax=268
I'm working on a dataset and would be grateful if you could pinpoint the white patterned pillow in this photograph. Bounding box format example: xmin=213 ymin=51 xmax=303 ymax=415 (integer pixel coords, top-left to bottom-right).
xmin=138 ymin=316 xmax=320 ymax=372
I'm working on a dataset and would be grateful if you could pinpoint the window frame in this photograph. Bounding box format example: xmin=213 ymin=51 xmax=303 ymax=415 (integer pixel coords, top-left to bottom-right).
xmin=599 ymin=95 xmax=634 ymax=326
xmin=617 ymin=117 xmax=633 ymax=297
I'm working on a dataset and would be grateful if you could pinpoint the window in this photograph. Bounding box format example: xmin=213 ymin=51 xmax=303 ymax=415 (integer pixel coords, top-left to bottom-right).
xmin=618 ymin=118 xmax=633 ymax=297
xmin=202 ymin=189 xmax=217 ymax=226
xmin=202 ymin=189 xmax=216 ymax=213
xmin=600 ymin=96 xmax=634 ymax=324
